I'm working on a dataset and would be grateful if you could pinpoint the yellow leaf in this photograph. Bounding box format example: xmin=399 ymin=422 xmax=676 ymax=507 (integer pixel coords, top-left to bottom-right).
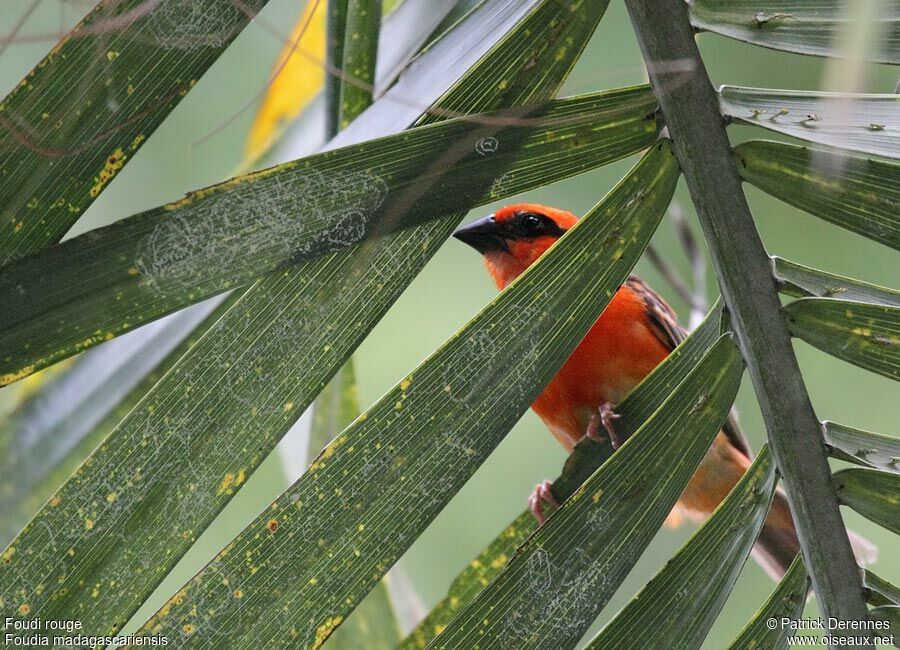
xmin=244 ymin=0 xmax=327 ymax=164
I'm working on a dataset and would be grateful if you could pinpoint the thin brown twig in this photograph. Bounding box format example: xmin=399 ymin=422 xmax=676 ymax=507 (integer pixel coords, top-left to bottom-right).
xmin=190 ymin=0 xmax=321 ymax=148
xmin=668 ymin=201 xmax=708 ymax=327
xmin=0 ymin=0 xmax=164 ymax=45
xmin=644 ymin=202 xmax=708 ymax=328
xmin=644 ymin=244 xmax=695 ymax=307
xmin=0 ymin=0 xmax=43 ymax=60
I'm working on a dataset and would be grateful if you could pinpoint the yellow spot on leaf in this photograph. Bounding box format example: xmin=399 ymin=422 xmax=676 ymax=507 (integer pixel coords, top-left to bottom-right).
xmin=490 ymin=553 xmax=507 ymax=569
xmin=89 ymin=148 xmax=127 ymax=198
xmin=85 ymin=518 xmax=94 ymax=530
xmin=313 ymin=616 xmax=343 ymax=649
xmin=0 ymin=364 xmax=37 ymax=386
xmin=218 ymin=473 xmax=237 ymax=496
xmin=18 ymin=603 xmax=30 ymax=616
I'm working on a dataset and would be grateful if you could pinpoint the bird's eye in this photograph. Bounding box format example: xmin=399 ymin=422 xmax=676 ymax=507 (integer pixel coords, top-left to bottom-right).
xmin=520 ymin=213 xmax=543 ymax=233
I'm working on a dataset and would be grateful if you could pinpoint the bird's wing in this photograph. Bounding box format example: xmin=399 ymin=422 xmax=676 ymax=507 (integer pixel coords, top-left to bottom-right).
xmin=625 ymin=276 xmax=754 ymax=459
xmin=626 ymin=275 xmax=686 ymax=350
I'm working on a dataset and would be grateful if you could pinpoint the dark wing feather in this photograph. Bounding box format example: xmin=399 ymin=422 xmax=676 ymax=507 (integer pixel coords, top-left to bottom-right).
xmin=625 ymin=276 xmax=753 ymax=459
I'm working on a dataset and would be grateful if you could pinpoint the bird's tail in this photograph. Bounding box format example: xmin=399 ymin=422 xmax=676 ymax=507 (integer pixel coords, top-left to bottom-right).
xmin=753 ymin=488 xmax=878 ymax=580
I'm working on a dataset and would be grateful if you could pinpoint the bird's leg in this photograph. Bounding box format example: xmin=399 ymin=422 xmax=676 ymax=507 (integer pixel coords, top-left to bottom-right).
xmin=599 ymin=402 xmax=623 ymax=448
xmin=528 ymin=480 xmax=559 ymax=526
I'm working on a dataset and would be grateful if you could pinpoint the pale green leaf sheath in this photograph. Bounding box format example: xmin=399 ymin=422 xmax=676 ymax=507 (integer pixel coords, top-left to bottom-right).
xmin=131 ymin=142 xmax=678 ymax=648
xmin=586 ymin=446 xmax=778 ymax=649
xmin=729 ymin=557 xmax=809 ymax=650
xmin=339 ymin=0 xmax=382 ymax=130
xmin=403 ymin=303 xmax=726 ymax=648
xmin=773 ymin=257 xmax=900 ymax=307
xmin=690 ymin=0 xmax=900 ymax=64
xmin=823 ymin=421 xmax=900 ymax=474
xmin=721 ymin=88 xmax=900 ymax=159
xmin=0 ymin=0 xmax=269 ymax=264
xmin=429 ymin=336 xmax=744 ymax=649
xmin=865 ymin=570 xmax=900 ymax=607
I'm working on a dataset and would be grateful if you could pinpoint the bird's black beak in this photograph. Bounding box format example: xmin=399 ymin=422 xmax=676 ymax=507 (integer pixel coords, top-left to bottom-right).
xmin=452 ymin=214 xmax=510 ymax=254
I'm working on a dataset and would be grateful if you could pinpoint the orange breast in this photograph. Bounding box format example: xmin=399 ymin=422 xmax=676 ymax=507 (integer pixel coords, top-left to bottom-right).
xmin=531 ymin=285 xmax=672 ymax=450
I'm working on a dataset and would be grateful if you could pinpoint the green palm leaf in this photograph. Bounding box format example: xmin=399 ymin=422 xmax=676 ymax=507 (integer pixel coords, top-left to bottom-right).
xmin=0 ymin=297 xmax=233 ymax=545
xmin=130 ymin=141 xmax=678 ymax=647
xmin=308 ymin=363 xmax=405 ymax=649
xmin=402 ymin=301 xmax=725 ymax=648
xmin=0 ymin=2 xmax=622 ymax=637
xmin=736 ymin=141 xmax=900 ymax=251
xmin=865 ymin=570 xmax=900 ymax=607
xmin=833 ymin=468 xmax=900 ymax=534
xmin=0 ymin=85 xmax=656 ymax=386
xmin=728 ymin=557 xmax=809 ymax=650
xmin=586 ymin=446 xmax=778 ymax=649
xmin=869 ymin=606 xmax=900 ymax=641
xmin=785 ymin=298 xmax=899 ymax=381
xmin=0 ymin=0 xmax=269 ymax=264
xmin=429 ymin=336 xmax=743 ymax=649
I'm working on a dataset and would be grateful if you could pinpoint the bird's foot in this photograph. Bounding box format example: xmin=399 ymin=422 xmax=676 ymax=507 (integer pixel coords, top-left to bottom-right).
xmin=528 ymin=480 xmax=559 ymax=526
xmin=586 ymin=402 xmax=622 ymax=449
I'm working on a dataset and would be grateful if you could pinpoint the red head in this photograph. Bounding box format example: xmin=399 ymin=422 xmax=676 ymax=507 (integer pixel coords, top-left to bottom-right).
xmin=453 ymin=203 xmax=578 ymax=289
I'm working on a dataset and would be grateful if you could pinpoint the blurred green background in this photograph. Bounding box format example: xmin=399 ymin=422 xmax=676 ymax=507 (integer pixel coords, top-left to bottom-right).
xmin=1 ymin=1 xmax=897 ymax=647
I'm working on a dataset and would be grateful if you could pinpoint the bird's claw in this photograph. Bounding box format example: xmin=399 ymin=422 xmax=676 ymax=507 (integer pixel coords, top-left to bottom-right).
xmin=599 ymin=402 xmax=623 ymax=448
xmin=529 ymin=480 xmax=559 ymax=525
xmin=586 ymin=402 xmax=623 ymax=449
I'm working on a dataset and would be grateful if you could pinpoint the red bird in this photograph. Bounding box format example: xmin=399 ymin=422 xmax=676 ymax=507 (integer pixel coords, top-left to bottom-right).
xmin=454 ymin=203 xmax=876 ymax=579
